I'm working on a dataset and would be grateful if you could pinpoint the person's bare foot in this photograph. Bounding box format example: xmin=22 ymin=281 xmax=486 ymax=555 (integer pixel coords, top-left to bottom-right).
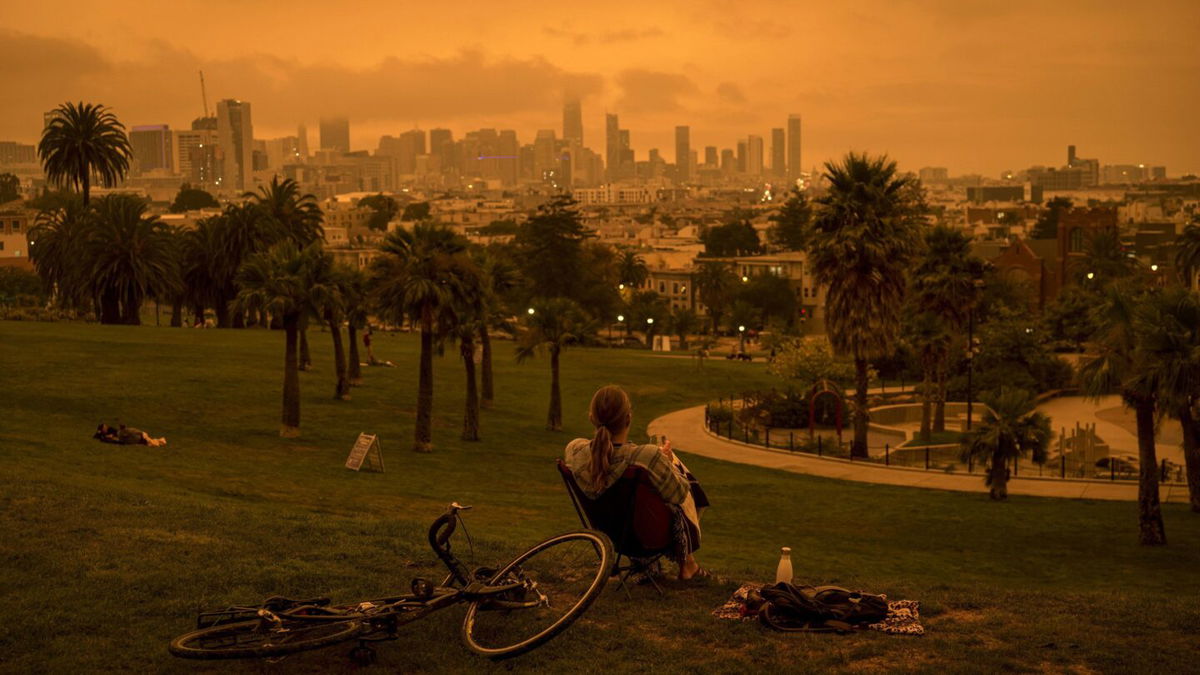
xmin=679 ymin=556 xmax=701 ymax=580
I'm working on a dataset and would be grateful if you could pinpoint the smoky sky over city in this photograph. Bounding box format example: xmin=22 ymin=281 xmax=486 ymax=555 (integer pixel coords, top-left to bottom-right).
xmin=3 ymin=0 xmax=1199 ymax=175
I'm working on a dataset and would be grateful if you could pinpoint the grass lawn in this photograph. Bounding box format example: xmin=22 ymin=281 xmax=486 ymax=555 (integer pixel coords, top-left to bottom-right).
xmin=1 ymin=321 xmax=1198 ymax=674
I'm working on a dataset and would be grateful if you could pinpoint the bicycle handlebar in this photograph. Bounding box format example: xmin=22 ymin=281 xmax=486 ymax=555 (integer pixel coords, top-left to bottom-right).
xmin=428 ymin=503 xmax=473 ymax=586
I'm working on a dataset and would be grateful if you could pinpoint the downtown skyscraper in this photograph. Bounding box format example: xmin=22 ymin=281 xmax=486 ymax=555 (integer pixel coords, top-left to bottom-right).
xmin=674 ymin=125 xmax=690 ymax=183
xmin=319 ymin=117 xmax=350 ymax=153
xmin=787 ymin=114 xmax=802 ymax=181
xmin=562 ymin=98 xmax=583 ymax=146
xmin=216 ymin=99 xmax=253 ymax=191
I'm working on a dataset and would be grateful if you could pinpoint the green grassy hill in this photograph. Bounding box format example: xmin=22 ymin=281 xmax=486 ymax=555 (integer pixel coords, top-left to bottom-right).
xmin=1 ymin=321 xmax=1197 ymax=673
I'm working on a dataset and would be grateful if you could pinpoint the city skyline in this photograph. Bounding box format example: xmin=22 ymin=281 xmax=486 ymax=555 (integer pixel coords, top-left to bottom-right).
xmin=2 ymin=1 xmax=1199 ymax=175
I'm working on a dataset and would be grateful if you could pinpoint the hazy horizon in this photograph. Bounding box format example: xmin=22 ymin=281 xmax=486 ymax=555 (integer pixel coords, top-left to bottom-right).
xmin=3 ymin=0 xmax=1198 ymax=176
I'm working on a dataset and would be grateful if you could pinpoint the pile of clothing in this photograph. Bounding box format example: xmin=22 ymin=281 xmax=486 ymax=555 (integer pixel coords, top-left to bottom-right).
xmin=712 ymin=582 xmax=924 ymax=636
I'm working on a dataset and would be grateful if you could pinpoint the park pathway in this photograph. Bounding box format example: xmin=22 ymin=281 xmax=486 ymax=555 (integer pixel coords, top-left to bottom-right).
xmin=648 ymin=405 xmax=1192 ymax=503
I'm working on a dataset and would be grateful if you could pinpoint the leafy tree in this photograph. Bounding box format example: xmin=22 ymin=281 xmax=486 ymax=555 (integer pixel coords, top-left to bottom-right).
xmin=372 ymin=224 xmax=478 ymax=451
xmin=38 ymin=102 xmax=131 ymax=206
xmin=737 ymin=273 xmax=796 ymax=327
xmin=1133 ymin=288 xmax=1200 ymax=512
xmin=626 ymin=290 xmax=669 ymax=347
xmin=477 ymin=219 xmax=520 ymax=236
xmin=727 ymin=300 xmax=758 ymax=349
xmin=960 ymin=387 xmax=1051 ymax=500
xmin=87 ymin=194 xmax=178 ymax=324
xmin=808 ymin=152 xmax=924 ymax=457
xmin=234 ymin=242 xmax=325 ymax=437
xmin=575 ymin=242 xmax=623 ymax=322
xmin=513 ymin=195 xmax=592 ymax=302
xmin=695 ymin=261 xmax=737 ymax=333
xmin=179 ymin=216 xmax=235 ymax=326
xmin=0 ymin=173 xmax=19 ymax=203
xmin=1079 ymin=281 xmax=1166 ymax=545
xmin=903 ymin=311 xmax=952 ymax=443
xmin=768 ymin=337 xmax=857 ymax=387
xmin=516 ymin=298 xmax=591 ymax=430
xmin=1042 ymin=286 xmax=1100 ymax=349
xmin=701 ymin=219 xmax=761 ymax=257
xmin=359 ymin=193 xmax=399 ymax=231
xmin=767 ymin=187 xmax=811 ymax=251
xmin=0 ymin=267 xmax=45 ymax=306
xmin=168 ymin=184 xmax=219 ymax=213
xmin=1071 ymin=228 xmax=1138 ymax=285
xmin=1030 ymin=197 xmax=1072 ymax=239
xmin=310 ymin=256 xmax=351 ymax=401
xmin=401 ymin=201 xmax=431 ymax=221
xmin=672 ymin=307 xmax=699 ymax=350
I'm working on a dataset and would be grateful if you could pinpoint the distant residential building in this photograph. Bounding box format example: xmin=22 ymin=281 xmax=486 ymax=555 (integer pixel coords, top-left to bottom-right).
xmin=319 ymin=117 xmax=350 ymax=153
xmin=0 ymin=207 xmax=33 ymax=269
xmin=918 ymin=167 xmax=949 ymax=184
xmin=966 ymin=185 xmax=1025 ymax=203
xmin=216 ymin=100 xmax=253 ymax=191
xmin=0 ymin=142 xmax=37 ymax=166
xmin=572 ymin=186 xmax=657 ymax=205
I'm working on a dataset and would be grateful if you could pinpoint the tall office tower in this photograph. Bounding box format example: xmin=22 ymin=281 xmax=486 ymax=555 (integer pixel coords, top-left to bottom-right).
xmin=397 ymin=129 xmax=426 ymax=174
xmin=704 ymin=146 xmax=718 ymax=167
xmin=619 ymin=129 xmax=633 ymax=172
xmin=720 ymin=149 xmax=735 ymax=176
xmin=216 ymin=99 xmax=253 ymax=191
xmin=429 ymin=128 xmax=454 ymax=174
xmin=746 ymin=135 xmax=764 ymax=176
xmin=297 ymin=124 xmax=310 ymax=160
xmin=319 ymin=117 xmax=350 ymax=153
xmin=533 ymin=129 xmax=558 ymax=178
xmin=786 ymin=114 xmax=802 ymax=181
xmin=770 ymin=128 xmax=785 ymax=178
xmin=497 ymin=130 xmax=519 ymax=186
xmin=736 ymin=140 xmax=747 ymax=173
xmin=563 ymin=98 xmax=583 ymax=146
xmin=605 ymin=113 xmax=621 ymax=182
xmin=674 ymin=125 xmax=690 ymax=183
xmin=1067 ymin=145 xmax=1076 ymax=166
xmin=265 ymin=136 xmax=302 ymax=170
xmin=129 ymin=124 xmax=173 ymax=174
xmin=175 ymin=116 xmax=218 ymax=186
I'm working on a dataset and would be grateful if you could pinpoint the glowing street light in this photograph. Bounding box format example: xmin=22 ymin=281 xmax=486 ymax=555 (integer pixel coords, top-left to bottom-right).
xmin=646 ymin=318 xmax=654 ymax=325
xmin=741 ymin=276 xmax=749 ymax=283
xmin=1086 ymin=272 xmax=1095 ymax=280
xmin=527 ymin=307 xmax=535 ymax=315
xmin=618 ymin=283 xmax=625 ymax=290
xmin=1150 ymin=264 xmax=1159 ymax=272
xmin=617 ymin=314 xmax=624 ymax=322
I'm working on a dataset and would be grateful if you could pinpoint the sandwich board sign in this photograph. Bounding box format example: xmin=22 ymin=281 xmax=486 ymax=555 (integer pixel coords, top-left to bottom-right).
xmin=345 ymin=433 xmax=385 ymax=473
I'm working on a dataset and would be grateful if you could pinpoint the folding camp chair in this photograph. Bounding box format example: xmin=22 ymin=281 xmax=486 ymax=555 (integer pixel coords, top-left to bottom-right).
xmin=556 ymin=458 xmax=674 ymax=596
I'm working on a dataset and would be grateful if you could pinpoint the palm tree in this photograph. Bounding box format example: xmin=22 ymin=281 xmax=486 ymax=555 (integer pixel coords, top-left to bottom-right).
xmin=449 ymin=277 xmax=487 ymax=442
xmin=29 ymin=198 xmax=91 ymax=312
xmin=179 ymin=217 xmax=236 ymax=327
xmin=1174 ymin=219 xmax=1200 ymax=289
xmin=695 ymin=261 xmax=736 ymax=334
xmin=311 ymin=256 xmax=350 ymax=400
xmin=516 ymin=298 xmax=591 ymax=431
xmin=1072 ymin=228 xmax=1138 ymax=285
xmin=1133 ymin=288 xmax=1200 ymax=512
xmin=234 ymin=242 xmax=324 ymax=437
xmin=1079 ymin=281 xmax=1166 ymax=545
xmin=219 ymin=203 xmax=278 ymax=327
xmin=372 ymin=224 xmax=477 ymax=452
xmin=909 ymin=225 xmax=986 ymax=430
xmin=87 ymin=194 xmax=178 ymax=324
xmin=474 ymin=249 xmax=519 ymax=408
xmin=341 ymin=266 xmax=370 ymax=386
xmin=904 ymin=311 xmax=952 ymax=444
xmin=960 ymin=388 xmax=1051 ymax=500
xmin=38 ymin=102 xmax=131 ymax=206
xmin=617 ymin=248 xmax=650 ymax=288
xmin=808 ymin=152 xmax=925 ymax=458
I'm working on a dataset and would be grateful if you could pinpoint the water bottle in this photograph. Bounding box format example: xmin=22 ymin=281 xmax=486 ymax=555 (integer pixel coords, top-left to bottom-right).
xmin=775 ymin=546 xmax=793 ymax=584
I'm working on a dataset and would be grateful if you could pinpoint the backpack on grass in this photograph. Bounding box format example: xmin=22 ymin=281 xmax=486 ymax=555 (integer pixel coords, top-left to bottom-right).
xmin=758 ymin=582 xmax=889 ymax=633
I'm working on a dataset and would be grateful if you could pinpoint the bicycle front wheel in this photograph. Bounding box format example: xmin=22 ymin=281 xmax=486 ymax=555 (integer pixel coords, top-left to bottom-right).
xmin=169 ymin=618 xmax=364 ymax=660
xmin=462 ymin=530 xmax=612 ymax=659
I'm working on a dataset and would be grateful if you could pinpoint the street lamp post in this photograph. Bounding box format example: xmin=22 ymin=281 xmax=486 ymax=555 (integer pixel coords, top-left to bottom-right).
xmin=966 ymin=279 xmax=984 ymax=430
xmin=738 ymin=324 xmax=746 ymax=352
xmin=646 ymin=317 xmax=655 ymax=350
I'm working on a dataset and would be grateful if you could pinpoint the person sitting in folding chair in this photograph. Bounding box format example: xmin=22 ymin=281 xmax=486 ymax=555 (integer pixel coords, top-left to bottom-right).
xmin=563 ymin=385 xmax=710 ymax=582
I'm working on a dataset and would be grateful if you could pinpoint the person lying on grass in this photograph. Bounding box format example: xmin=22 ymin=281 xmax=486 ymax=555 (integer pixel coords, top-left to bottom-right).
xmin=93 ymin=423 xmax=167 ymax=447
xmin=563 ymin=384 xmax=710 ymax=581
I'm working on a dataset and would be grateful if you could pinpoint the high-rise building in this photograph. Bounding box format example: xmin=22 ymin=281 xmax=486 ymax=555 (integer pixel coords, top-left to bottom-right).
xmin=563 ymin=99 xmax=583 ymax=147
xmin=429 ymin=128 xmax=454 ymax=175
xmin=704 ymin=146 xmax=718 ymax=167
xmin=497 ymin=130 xmax=519 ymax=186
xmin=399 ymin=129 xmax=426 ymax=174
xmin=319 ymin=117 xmax=350 ymax=153
xmin=747 ymin=135 xmax=764 ymax=176
xmin=674 ymin=126 xmax=690 ymax=183
xmin=265 ymin=136 xmax=302 ymax=171
xmin=533 ymin=129 xmax=558 ymax=179
xmin=720 ymin=148 xmax=735 ymax=175
xmin=605 ymin=114 xmax=621 ymax=182
xmin=297 ymin=124 xmax=310 ymax=161
xmin=174 ymin=116 xmax=218 ymax=186
xmin=129 ymin=124 xmax=173 ymax=175
xmin=0 ymin=142 xmax=36 ymax=165
xmin=770 ymin=128 xmax=785 ymax=178
xmin=736 ymin=141 xmax=747 ymax=174
xmin=216 ymin=100 xmax=253 ymax=191
xmin=786 ymin=114 xmax=802 ymax=181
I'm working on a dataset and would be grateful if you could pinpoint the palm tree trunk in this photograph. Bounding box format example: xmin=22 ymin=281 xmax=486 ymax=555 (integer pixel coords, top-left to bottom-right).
xmin=462 ymin=336 xmax=480 ymax=441
xmin=170 ymin=297 xmax=183 ymax=327
xmin=122 ymin=287 xmax=141 ymax=325
xmin=100 ymin=287 xmax=121 ymax=324
xmin=281 ymin=314 xmax=301 ymax=437
xmin=933 ymin=369 xmax=946 ymax=433
xmin=479 ymin=326 xmax=494 ymax=408
xmin=414 ymin=313 xmax=434 ymax=452
xmin=347 ymin=325 xmax=362 ymax=386
xmin=299 ymin=316 xmax=312 ymax=370
xmin=547 ymin=345 xmax=563 ymax=431
xmin=988 ymin=447 xmax=1009 ymax=500
xmin=851 ymin=357 xmax=869 ymax=458
xmin=329 ymin=314 xmax=349 ymax=400
xmin=215 ymin=301 xmax=231 ymax=328
xmin=920 ymin=368 xmax=933 ymax=443
xmin=82 ymin=172 xmax=90 ymax=207
xmin=1178 ymin=405 xmax=1200 ymax=513
xmin=1133 ymin=396 xmax=1166 ymax=545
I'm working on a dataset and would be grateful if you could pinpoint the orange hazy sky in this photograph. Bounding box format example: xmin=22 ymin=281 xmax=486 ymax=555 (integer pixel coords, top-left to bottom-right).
xmin=3 ymin=0 xmax=1198 ymax=175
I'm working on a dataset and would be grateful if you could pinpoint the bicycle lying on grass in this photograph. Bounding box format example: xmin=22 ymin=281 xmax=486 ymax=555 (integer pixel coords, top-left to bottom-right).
xmin=169 ymin=503 xmax=614 ymax=663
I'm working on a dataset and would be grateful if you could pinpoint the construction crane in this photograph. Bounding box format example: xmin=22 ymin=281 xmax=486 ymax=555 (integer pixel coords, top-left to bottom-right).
xmin=199 ymin=70 xmax=210 ymax=118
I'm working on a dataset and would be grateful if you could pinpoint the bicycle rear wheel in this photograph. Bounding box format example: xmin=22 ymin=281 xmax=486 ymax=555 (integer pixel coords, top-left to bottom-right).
xmin=462 ymin=530 xmax=612 ymax=659
xmin=169 ymin=618 xmax=363 ymax=659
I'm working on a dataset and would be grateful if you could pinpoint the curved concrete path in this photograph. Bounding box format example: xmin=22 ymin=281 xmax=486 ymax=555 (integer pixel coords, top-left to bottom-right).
xmin=649 ymin=405 xmax=1192 ymax=503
